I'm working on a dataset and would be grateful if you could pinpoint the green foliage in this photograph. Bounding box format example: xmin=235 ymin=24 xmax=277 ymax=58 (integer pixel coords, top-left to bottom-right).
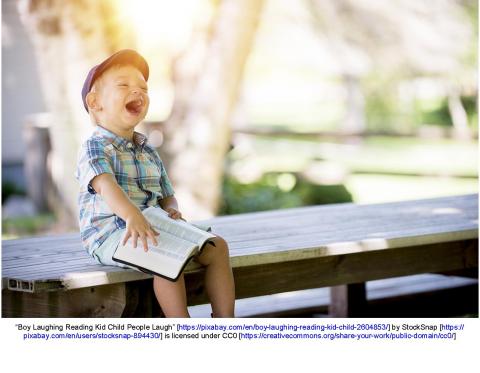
xmin=461 ymin=95 xmax=478 ymax=129
xmin=365 ymin=87 xmax=403 ymax=132
xmin=365 ymin=81 xmax=477 ymax=130
xmin=219 ymin=173 xmax=353 ymax=215
xmin=415 ymin=95 xmax=478 ymax=128
xmin=417 ymin=98 xmax=452 ymax=127
xmin=2 ymin=213 xmax=55 ymax=238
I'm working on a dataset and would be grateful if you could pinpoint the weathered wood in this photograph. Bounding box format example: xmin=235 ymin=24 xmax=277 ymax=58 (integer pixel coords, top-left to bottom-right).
xmin=3 ymin=194 xmax=477 ymax=292
xmin=437 ymin=268 xmax=478 ymax=278
xmin=184 ymin=239 xmax=478 ymax=305
xmin=188 ymin=274 xmax=478 ymax=318
xmin=1 ymin=194 xmax=478 ymax=317
xmin=255 ymin=275 xmax=476 ymax=317
xmin=329 ymin=283 xmax=367 ymax=317
xmin=2 ymin=283 xmax=128 ymax=317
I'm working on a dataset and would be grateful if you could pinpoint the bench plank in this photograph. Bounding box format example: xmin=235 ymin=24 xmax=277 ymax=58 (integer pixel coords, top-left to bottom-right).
xmin=2 ymin=194 xmax=477 ymax=295
xmin=2 ymin=283 xmax=129 ymax=317
xmin=189 ymin=274 xmax=478 ymax=317
xmin=184 ymin=239 xmax=477 ymax=306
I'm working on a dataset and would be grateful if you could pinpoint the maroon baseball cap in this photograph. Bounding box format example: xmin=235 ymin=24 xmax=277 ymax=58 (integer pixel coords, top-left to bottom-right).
xmin=81 ymin=49 xmax=149 ymax=112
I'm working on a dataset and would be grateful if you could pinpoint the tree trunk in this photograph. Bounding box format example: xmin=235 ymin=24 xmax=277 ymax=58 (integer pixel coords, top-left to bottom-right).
xmin=308 ymin=0 xmax=367 ymax=136
xmin=18 ymin=0 xmax=135 ymax=226
xmin=447 ymin=85 xmax=471 ymax=141
xmin=22 ymin=113 xmax=52 ymax=212
xmin=342 ymin=74 xmax=366 ymax=134
xmin=163 ymin=0 xmax=265 ymax=220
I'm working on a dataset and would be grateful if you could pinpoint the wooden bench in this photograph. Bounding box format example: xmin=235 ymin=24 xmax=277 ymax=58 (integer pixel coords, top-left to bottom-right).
xmin=2 ymin=194 xmax=478 ymax=317
xmin=189 ymin=274 xmax=479 ymax=317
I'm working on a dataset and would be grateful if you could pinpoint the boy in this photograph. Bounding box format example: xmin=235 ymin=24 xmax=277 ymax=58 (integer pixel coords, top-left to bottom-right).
xmin=76 ymin=49 xmax=235 ymax=317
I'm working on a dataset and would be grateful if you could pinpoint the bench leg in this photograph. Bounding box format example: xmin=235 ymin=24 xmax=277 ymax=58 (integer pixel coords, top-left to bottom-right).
xmin=122 ymin=280 xmax=164 ymax=317
xmin=329 ymin=283 xmax=367 ymax=317
xmin=2 ymin=284 xmax=128 ymax=317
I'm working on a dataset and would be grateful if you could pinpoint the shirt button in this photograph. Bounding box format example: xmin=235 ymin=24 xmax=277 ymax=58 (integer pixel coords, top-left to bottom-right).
xmin=126 ymin=143 xmax=133 ymax=149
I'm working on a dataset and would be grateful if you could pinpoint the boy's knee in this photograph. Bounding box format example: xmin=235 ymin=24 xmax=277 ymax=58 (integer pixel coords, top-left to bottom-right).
xmin=212 ymin=236 xmax=230 ymax=258
xmin=196 ymin=236 xmax=230 ymax=265
xmin=213 ymin=235 xmax=228 ymax=248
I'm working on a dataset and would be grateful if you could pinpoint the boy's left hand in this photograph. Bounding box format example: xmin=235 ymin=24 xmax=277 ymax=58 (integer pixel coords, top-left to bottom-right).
xmin=165 ymin=207 xmax=182 ymax=220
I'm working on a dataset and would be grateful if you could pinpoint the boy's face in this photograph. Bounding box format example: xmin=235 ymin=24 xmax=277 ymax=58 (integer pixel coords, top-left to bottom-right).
xmin=90 ymin=65 xmax=149 ymax=132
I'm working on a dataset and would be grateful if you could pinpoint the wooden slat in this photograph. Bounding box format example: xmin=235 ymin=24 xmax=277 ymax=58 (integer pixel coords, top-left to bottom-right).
xmin=204 ymin=194 xmax=477 ymax=227
xmin=227 ymin=228 xmax=478 ymax=268
xmin=2 ymin=194 xmax=478 ymax=292
xmin=184 ymin=239 xmax=478 ymax=305
xmin=2 ymin=283 xmax=129 ymax=317
xmin=330 ymin=283 xmax=367 ymax=317
xmin=221 ymin=206 xmax=477 ymax=235
xmin=189 ymin=274 xmax=478 ymax=318
xmin=3 ymin=256 xmax=94 ymax=271
xmin=4 ymin=224 xmax=474 ymax=278
xmin=219 ymin=203 xmax=477 ymax=240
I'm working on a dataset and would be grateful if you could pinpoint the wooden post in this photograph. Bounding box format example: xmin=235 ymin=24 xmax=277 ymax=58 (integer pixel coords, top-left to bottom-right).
xmin=329 ymin=283 xmax=367 ymax=317
xmin=121 ymin=280 xmax=164 ymax=317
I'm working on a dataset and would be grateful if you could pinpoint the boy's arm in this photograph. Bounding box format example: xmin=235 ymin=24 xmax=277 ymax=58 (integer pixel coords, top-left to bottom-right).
xmin=159 ymin=195 xmax=182 ymax=220
xmin=91 ymin=173 xmax=158 ymax=251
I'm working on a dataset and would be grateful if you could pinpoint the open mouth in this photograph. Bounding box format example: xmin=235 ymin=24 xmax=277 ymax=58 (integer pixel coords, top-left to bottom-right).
xmin=125 ymin=98 xmax=144 ymax=116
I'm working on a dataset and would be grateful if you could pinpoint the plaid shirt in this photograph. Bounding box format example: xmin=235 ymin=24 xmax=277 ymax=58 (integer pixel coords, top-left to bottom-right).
xmin=76 ymin=125 xmax=174 ymax=256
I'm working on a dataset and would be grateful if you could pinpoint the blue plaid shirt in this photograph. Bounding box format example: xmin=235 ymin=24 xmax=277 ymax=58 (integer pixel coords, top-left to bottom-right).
xmin=76 ymin=125 xmax=174 ymax=256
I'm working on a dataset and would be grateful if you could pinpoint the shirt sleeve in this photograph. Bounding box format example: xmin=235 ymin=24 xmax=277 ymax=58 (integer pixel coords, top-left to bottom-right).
xmin=159 ymin=160 xmax=175 ymax=197
xmin=76 ymin=139 xmax=114 ymax=194
xmin=147 ymin=147 xmax=175 ymax=198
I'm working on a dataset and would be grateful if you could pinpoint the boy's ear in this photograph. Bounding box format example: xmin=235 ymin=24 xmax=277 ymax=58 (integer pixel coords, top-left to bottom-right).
xmin=86 ymin=91 xmax=101 ymax=112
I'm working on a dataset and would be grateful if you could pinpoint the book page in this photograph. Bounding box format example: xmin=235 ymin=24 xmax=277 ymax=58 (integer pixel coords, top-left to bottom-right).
xmin=115 ymin=235 xmax=194 ymax=280
xmin=142 ymin=207 xmax=215 ymax=247
xmin=143 ymin=231 xmax=194 ymax=262
xmin=113 ymin=207 xmax=216 ymax=279
xmin=114 ymin=227 xmax=199 ymax=279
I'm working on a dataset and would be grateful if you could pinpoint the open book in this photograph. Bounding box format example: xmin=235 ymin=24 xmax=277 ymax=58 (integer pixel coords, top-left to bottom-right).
xmin=113 ymin=207 xmax=215 ymax=281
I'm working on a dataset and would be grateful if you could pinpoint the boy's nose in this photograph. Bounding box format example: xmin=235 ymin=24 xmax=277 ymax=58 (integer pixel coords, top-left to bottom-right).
xmin=132 ymin=88 xmax=147 ymax=96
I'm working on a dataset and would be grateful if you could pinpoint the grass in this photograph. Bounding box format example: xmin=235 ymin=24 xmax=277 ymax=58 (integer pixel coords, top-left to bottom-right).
xmin=337 ymin=137 xmax=478 ymax=177
xmin=234 ymin=136 xmax=478 ymax=176
xmin=228 ymin=135 xmax=478 ymax=204
xmin=1 ymin=213 xmax=56 ymax=240
xmin=346 ymin=174 xmax=477 ymax=204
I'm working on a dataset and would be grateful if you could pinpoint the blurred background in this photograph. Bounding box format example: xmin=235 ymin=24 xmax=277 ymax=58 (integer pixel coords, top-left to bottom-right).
xmin=1 ymin=0 xmax=478 ymax=239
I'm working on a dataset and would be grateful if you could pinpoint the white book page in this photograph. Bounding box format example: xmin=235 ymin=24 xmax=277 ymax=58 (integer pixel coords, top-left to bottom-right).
xmin=119 ymin=228 xmax=196 ymax=260
xmin=114 ymin=207 xmax=216 ymax=278
xmin=146 ymin=231 xmax=195 ymax=261
xmin=115 ymin=237 xmax=193 ymax=279
xmin=142 ymin=207 xmax=215 ymax=247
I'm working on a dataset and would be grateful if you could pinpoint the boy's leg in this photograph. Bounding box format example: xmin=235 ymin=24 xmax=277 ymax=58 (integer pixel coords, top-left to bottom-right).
xmin=93 ymin=229 xmax=190 ymax=317
xmin=195 ymin=236 xmax=235 ymax=317
xmin=153 ymin=274 xmax=190 ymax=317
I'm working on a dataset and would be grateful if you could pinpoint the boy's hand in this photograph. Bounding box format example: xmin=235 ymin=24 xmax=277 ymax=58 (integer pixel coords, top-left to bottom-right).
xmin=122 ymin=210 xmax=159 ymax=252
xmin=165 ymin=207 xmax=182 ymax=220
